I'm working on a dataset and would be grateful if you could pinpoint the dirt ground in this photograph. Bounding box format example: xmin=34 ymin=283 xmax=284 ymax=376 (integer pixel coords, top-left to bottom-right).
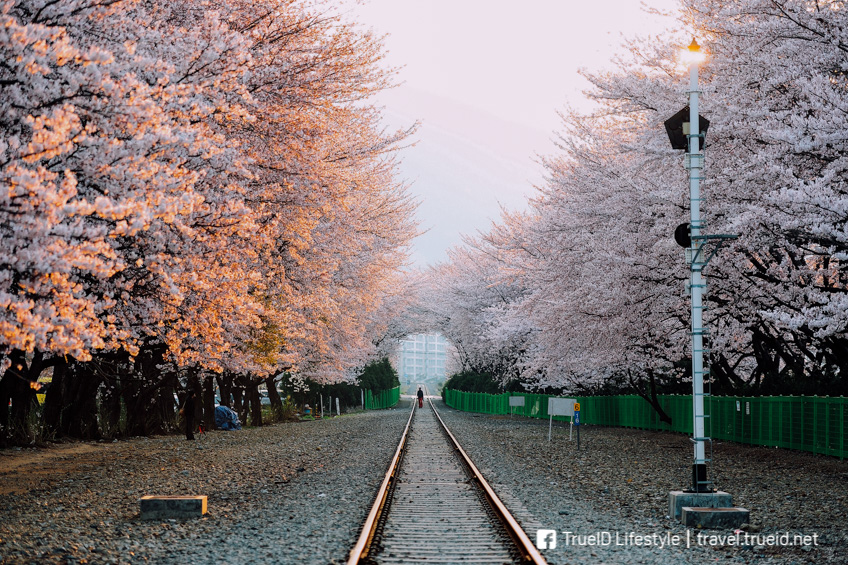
xmin=0 ymin=443 xmax=106 ymax=495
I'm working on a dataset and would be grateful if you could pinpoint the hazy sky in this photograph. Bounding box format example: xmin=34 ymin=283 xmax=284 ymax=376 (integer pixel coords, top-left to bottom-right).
xmin=345 ymin=0 xmax=682 ymax=266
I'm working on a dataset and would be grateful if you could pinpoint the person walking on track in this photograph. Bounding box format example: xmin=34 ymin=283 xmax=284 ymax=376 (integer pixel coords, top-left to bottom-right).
xmin=417 ymin=387 xmax=424 ymax=408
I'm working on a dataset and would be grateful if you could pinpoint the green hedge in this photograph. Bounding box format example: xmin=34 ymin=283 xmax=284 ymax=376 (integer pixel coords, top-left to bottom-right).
xmin=444 ymin=389 xmax=847 ymax=459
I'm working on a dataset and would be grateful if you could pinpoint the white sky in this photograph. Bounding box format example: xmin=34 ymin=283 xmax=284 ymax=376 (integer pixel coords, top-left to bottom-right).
xmin=344 ymin=0 xmax=682 ymax=266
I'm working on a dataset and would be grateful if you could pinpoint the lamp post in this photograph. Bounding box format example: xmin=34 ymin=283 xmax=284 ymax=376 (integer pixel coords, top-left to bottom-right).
xmin=665 ymin=39 xmax=712 ymax=493
xmin=686 ymin=39 xmax=710 ymax=493
xmin=665 ymin=42 xmax=743 ymax=525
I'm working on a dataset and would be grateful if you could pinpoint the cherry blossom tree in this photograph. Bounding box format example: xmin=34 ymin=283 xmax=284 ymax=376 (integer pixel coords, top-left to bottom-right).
xmin=0 ymin=0 xmax=417 ymax=442
xmin=435 ymin=0 xmax=848 ymax=406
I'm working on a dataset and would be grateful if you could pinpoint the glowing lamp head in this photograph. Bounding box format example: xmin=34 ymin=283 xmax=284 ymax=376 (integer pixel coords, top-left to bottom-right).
xmin=680 ymin=38 xmax=706 ymax=65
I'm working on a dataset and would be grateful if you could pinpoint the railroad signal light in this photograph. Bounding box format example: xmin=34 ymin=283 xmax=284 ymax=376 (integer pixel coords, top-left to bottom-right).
xmin=664 ymin=106 xmax=710 ymax=151
xmin=674 ymin=223 xmax=691 ymax=248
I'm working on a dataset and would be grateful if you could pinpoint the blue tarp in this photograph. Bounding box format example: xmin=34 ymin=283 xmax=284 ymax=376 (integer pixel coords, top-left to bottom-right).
xmin=215 ymin=405 xmax=242 ymax=430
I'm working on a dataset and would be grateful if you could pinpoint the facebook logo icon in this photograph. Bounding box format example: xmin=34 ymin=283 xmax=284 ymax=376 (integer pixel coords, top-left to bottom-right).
xmin=536 ymin=529 xmax=557 ymax=550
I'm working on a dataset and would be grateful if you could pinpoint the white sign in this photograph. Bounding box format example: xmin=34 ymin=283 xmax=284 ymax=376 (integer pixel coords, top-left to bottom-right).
xmin=509 ymin=396 xmax=525 ymax=407
xmin=547 ymin=397 xmax=577 ymax=441
xmin=548 ymin=397 xmax=576 ymax=417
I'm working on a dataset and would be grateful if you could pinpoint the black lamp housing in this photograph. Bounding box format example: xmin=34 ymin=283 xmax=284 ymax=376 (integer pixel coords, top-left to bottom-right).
xmin=664 ymin=106 xmax=710 ymax=151
xmin=674 ymin=223 xmax=691 ymax=248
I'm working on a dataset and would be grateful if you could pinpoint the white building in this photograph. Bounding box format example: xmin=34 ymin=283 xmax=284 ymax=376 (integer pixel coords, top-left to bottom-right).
xmin=397 ymin=333 xmax=448 ymax=382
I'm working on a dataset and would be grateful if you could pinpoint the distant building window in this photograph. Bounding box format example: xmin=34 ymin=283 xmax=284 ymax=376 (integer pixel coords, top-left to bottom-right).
xmin=396 ymin=333 xmax=450 ymax=381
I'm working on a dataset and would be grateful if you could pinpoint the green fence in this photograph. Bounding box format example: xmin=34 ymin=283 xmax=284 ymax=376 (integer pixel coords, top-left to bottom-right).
xmin=364 ymin=386 xmax=400 ymax=410
xmin=444 ymin=389 xmax=848 ymax=459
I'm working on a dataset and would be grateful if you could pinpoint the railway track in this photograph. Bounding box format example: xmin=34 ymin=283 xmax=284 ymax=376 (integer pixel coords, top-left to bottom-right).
xmin=348 ymin=392 xmax=547 ymax=565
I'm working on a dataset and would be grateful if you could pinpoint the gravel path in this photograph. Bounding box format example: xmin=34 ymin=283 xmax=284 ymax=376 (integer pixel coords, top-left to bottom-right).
xmin=0 ymin=401 xmax=412 ymax=564
xmin=436 ymin=399 xmax=847 ymax=565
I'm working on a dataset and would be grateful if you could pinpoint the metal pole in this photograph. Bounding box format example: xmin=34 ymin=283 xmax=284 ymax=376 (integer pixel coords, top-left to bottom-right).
xmin=688 ymin=56 xmax=708 ymax=492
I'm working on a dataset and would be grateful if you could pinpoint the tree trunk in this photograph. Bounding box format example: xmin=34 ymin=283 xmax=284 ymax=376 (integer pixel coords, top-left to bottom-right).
xmin=7 ymin=350 xmax=53 ymax=445
xmin=145 ymin=359 xmax=174 ymax=436
xmin=183 ymin=371 xmax=202 ymax=440
xmin=245 ymin=379 xmax=262 ymax=427
xmin=265 ymin=375 xmax=283 ymax=421
xmin=216 ymin=373 xmax=233 ymax=407
xmin=0 ymin=366 xmax=14 ymax=445
xmin=43 ymin=358 xmax=67 ymax=437
xmin=183 ymin=390 xmax=196 ymax=441
xmin=710 ymin=353 xmax=746 ymax=396
xmin=61 ymin=360 xmax=102 ymax=440
xmin=232 ymin=381 xmax=247 ymax=425
xmin=202 ymin=375 xmax=215 ymax=431
xmin=122 ymin=345 xmax=171 ymax=436
xmin=100 ymin=372 xmax=122 ymax=438
xmin=156 ymin=370 xmax=179 ymax=433
xmin=628 ymin=369 xmax=672 ymax=426
xmin=7 ymin=350 xmax=33 ymax=444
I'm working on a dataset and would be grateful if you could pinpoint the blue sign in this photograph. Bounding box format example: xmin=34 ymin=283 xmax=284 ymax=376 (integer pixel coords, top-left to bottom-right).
xmin=574 ymin=411 xmax=580 ymax=425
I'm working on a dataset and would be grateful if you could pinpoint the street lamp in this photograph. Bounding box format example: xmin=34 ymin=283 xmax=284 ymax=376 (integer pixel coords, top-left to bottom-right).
xmin=681 ymin=37 xmax=706 ymax=65
xmin=685 ymin=38 xmax=710 ymax=494
xmin=666 ymin=38 xmax=712 ymax=493
xmin=664 ymin=39 xmax=743 ymax=527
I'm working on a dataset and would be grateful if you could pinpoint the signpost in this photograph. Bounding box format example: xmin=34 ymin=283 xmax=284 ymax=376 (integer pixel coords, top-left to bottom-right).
xmin=508 ymin=395 xmax=525 ymax=417
xmin=573 ymin=402 xmax=581 ymax=449
xmin=547 ymin=397 xmax=576 ymax=441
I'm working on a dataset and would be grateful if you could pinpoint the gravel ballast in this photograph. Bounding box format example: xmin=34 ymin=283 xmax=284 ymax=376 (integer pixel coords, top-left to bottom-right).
xmin=2 ymin=397 xmax=846 ymax=564
xmin=437 ymin=399 xmax=848 ymax=565
xmin=0 ymin=402 xmax=411 ymax=564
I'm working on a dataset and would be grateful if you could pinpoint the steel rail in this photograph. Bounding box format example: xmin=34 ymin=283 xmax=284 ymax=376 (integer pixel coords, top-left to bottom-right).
xmin=346 ymin=399 xmax=416 ymax=565
xmin=428 ymin=398 xmax=548 ymax=565
xmin=348 ymin=388 xmax=548 ymax=565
